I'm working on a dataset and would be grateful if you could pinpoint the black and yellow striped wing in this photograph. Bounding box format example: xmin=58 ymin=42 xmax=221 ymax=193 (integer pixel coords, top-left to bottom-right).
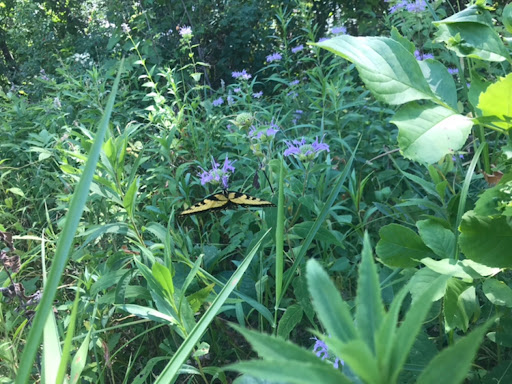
xmin=180 ymin=190 xmax=275 ymax=216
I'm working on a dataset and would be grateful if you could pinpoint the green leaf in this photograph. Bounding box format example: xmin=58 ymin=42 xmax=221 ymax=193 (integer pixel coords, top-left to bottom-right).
xmin=444 ymin=278 xmax=473 ymax=332
xmin=306 ymin=259 xmax=358 ymax=343
xmin=504 ymin=3 xmax=512 ymax=34
xmin=478 ymin=73 xmax=512 ymax=130
xmin=118 ymin=304 xmax=177 ymax=324
xmin=434 ymin=5 xmax=510 ymax=62
xmin=154 ymin=230 xmax=271 ymax=383
xmin=277 ymin=304 xmax=304 ymax=339
xmin=416 ymin=318 xmax=495 ymax=384
xmin=355 ymin=233 xmax=384 ymax=352
xmin=316 ymin=36 xmax=435 ymax=105
xmin=376 ymin=224 xmax=434 ymax=268
xmin=483 ymin=279 xmax=512 ymax=307
xmin=70 ymin=329 xmax=91 ymax=384
xmin=394 ymin=103 xmax=473 ymax=164
xmin=409 ymin=268 xmax=447 ymax=303
xmin=123 ymin=176 xmax=139 ymax=218
xmin=390 ymin=275 xmax=450 ymax=380
xmin=420 ymin=257 xmax=497 ymax=281
xmin=417 ymin=219 xmax=456 ymax=259
xmin=418 ymin=60 xmax=458 ymax=110
xmin=6 ymin=187 xmax=25 ymax=197
xmin=152 ymin=262 xmax=175 ymax=299
xmin=187 ymin=284 xmax=215 ymax=313
xmin=15 ymin=59 xmax=125 ymax=384
xmin=459 ymin=211 xmax=512 ymax=268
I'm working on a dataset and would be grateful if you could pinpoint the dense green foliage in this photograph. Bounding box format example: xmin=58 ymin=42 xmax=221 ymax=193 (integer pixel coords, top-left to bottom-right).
xmin=1 ymin=0 xmax=512 ymax=383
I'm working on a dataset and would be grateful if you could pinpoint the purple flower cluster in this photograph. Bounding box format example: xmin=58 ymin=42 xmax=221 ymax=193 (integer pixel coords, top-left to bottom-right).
xmin=389 ymin=0 xmax=427 ymax=14
xmin=291 ymin=45 xmax=304 ymax=53
xmin=313 ymin=338 xmax=343 ymax=369
xmin=414 ymin=50 xmax=434 ymax=60
xmin=199 ymin=156 xmax=236 ymax=189
xmin=232 ymin=70 xmax=252 ymax=80
xmin=331 ymin=26 xmax=347 ymax=35
xmin=212 ymin=97 xmax=224 ymax=107
xmin=284 ymin=136 xmax=329 ymax=161
xmin=266 ymin=52 xmax=283 ymax=63
xmin=249 ymin=120 xmax=279 ymax=141
xmin=447 ymin=67 xmax=459 ymax=75
xmin=253 ymin=91 xmax=263 ymax=98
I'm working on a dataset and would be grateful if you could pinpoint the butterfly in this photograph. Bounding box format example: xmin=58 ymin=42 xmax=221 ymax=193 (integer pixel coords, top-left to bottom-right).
xmin=180 ymin=190 xmax=275 ymax=216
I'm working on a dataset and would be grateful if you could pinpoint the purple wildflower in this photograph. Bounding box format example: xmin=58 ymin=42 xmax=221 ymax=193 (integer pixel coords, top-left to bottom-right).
xmin=331 ymin=26 xmax=347 ymax=35
xmin=414 ymin=50 xmax=434 ymax=60
xmin=312 ymin=338 xmax=344 ymax=369
xmin=318 ymin=37 xmax=330 ymax=43
xmin=212 ymin=97 xmax=224 ymax=106
xmin=447 ymin=67 xmax=459 ymax=75
xmin=406 ymin=0 xmax=427 ymax=12
xmin=232 ymin=69 xmax=252 ymax=80
xmin=253 ymin=91 xmax=263 ymax=98
xmin=121 ymin=23 xmax=131 ymax=34
xmin=234 ymin=87 xmax=241 ymax=93
xmin=266 ymin=52 xmax=283 ymax=63
xmin=227 ymin=95 xmax=234 ymax=105
xmin=199 ymin=156 xmax=236 ymax=189
xmin=249 ymin=120 xmax=279 ymax=141
xmin=291 ymin=45 xmax=304 ymax=53
xmin=179 ymin=26 xmax=192 ymax=36
xmin=289 ymin=80 xmax=300 ymax=86
xmin=284 ymin=136 xmax=329 ymax=161
xmin=452 ymin=154 xmax=464 ymax=161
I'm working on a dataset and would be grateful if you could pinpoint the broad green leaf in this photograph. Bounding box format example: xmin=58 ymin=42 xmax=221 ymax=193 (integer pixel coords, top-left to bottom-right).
xmin=473 ymin=171 xmax=512 ymax=216
xmin=277 ymin=304 xmax=304 ymax=339
xmin=468 ymin=70 xmax=490 ymax=112
xmin=355 ymin=233 xmax=384 ymax=352
xmin=504 ymin=3 xmax=512 ymax=34
xmin=316 ymin=35 xmax=435 ymax=105
xmin=434 ymin=5 xmax=510 ymax=62
xmin=306 ymin=259 xmax=358 ymax=343
xmin=409 ymin=268 xmax=447 ymax=303
xmin=420 ymin=257 xmax=495 ymax=281
xmin=459 ymin=211 xmax=512 ymax=268
xmin=483 ymin=279 xmax=512 ymax=307
xmin=478 ymin=73 xmax=512 ymax=130
xmin=416 ymin=318 xmax=495 ymax=384
xmin=418 ymin=60 xmax=458 ymax=110
xmin=394 ymin=103 xmax=473 ymax=164
xmin=376 ymin=224 xmax=434 ymax=268
xmin=417 ymin=219 xmax=456 ymax=259
xmin=6 ymin=187 xmax=25 ymax=197
xmin=444 ymin=278 xmax=473 ymax=332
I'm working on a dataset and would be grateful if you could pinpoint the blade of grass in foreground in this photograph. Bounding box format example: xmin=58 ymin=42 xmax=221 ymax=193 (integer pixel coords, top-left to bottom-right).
xmin=15 ymin=59 xmax=125 ymax=384
xmin=154 ymin=229 xmax=271 ymax=384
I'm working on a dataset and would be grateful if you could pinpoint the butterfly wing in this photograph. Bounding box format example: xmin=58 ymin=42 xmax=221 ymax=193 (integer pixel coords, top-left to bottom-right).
xmin=180 ymin=192 xmax=230 ymax=216
xmin=226 ymin=191 xmax=276 ymax=208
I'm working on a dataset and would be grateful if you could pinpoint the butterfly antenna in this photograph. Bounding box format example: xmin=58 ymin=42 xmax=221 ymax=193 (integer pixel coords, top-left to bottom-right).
xmin=259 ymin=160 xmax=275 ymax=194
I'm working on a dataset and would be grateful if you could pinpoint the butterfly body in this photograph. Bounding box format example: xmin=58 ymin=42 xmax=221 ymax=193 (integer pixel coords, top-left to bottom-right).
xmin=180 ymin=190 xmax=275 ymax=216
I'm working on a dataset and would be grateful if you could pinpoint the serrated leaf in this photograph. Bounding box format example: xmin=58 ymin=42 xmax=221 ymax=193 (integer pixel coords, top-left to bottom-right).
xmin=394 ymin=103 xmax=473 ymax=164
xmin=316 ymin=35 xmax=435 ymax=105
xmin=478 ymin=73 xmax=512 ymax=130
